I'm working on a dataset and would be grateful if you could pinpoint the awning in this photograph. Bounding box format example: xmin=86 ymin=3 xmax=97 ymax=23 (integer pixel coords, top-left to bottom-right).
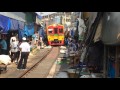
xmin=18 ymin=21 xmax=24 ymax=30
xmin=10 ymin=18 xmax=19 ymax=30
xmin=10 ymin=18 xmax=25 ymax=30
xmin=0 ymin=15 xmax=11 ymax=33
xmin=37 ymin=15 xmax=42 ymax=19
xmin=24 ymin=23 xmax=34 ymax=36
xmin=0 ymin=12 xmax=26 ymax=22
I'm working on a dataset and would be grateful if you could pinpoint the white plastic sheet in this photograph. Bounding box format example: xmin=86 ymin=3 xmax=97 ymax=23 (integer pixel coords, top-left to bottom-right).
xmin=0 ymin=55 xmax=11 ymax=65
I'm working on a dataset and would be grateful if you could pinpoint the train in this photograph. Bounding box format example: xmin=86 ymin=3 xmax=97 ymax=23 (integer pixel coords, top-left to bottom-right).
xmin=46 ymin=24 xmax=64 ymax=46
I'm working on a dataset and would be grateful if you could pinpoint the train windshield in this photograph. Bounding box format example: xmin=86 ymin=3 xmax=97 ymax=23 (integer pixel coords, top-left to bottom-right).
xmin=54 ymin=28 xmax=58 ymax=34
xmin=59 ymin=28 xmax=63 ymax=33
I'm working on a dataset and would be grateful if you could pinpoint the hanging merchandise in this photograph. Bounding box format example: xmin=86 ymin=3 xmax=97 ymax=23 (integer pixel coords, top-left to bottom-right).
xmin=85 ymin=12 xmax=98 ymax=43
xmin=10 ymin=18 xmax=19 ymax=30
xmin=88 ymin=12 xmax=98 ymax=31
xmin=74 ymin=18 xmax=79 ymax=41
xmin=77 ymin=18 xmax=86 ymax=41
xmin=93 ymin=19 xmax=102 ymax=43
xmin=70 ymin=28 xmax=75 ymax=38
xmin=80 ymin=47 xmax=87 ymax=63
xmin=0 ymin=15 xmax=11 ymax=33
xmin=80 ymin=13 xmax=103 ymax=72
xmin=85 ymin=12 xmax=103 ymax=45
xmin=74 ymin=18 xmax=79 ymax=27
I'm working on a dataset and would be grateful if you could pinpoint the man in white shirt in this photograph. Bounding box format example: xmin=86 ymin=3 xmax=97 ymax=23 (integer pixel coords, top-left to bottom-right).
xmin=10 ymin=39 xmax=19 ymax=63
xmin=17 ymin=37 xmax=30 ymax=70
xmin=10 ymin=33 xmax=17 ymax=45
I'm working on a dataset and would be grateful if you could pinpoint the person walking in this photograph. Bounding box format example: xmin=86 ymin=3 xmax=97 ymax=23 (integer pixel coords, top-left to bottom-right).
xmin=17 ymin=37 xmax=30 ymax=70
xmin=15 ymin=39 xmax=20 ymax=64
xmin=10 ymin=33 xmax=17 ymax=46
xmin=10 ymin=39 xmax=19 ymax=63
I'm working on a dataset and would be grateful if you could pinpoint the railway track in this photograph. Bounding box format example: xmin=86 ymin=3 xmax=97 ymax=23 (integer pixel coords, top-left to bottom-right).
xmin=19 ymin=47 xmax=59 ymax=78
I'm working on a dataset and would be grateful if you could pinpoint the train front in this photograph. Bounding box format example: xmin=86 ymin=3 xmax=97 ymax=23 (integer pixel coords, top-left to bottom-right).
xmin=47 ymin=24 xmax=64 ymax=46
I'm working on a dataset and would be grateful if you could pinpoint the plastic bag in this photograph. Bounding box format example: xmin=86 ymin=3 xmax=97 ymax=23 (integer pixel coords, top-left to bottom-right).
xmin=0 ymin=55 xmax=11 ymax=65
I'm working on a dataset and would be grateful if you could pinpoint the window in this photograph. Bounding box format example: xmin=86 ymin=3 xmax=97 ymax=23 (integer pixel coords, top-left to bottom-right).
xmin=48 ymin=29 xmax=53 ymax=34
xmin=49 ymin=31 xmax=52 ymax=34
xmin=59 ymin=29 xmax=63 ymax=33
xmin=54 ymin=28 xmax=58 ymax=34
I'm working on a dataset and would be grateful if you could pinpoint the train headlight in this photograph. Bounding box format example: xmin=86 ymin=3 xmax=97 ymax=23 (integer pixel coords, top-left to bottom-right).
xmin=53 ymin=24 xmax=56 ymax=27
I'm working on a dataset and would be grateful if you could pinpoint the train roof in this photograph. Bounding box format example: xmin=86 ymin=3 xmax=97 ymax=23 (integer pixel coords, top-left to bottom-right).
xmin=47 ymin=24 xmax=64 ymax=27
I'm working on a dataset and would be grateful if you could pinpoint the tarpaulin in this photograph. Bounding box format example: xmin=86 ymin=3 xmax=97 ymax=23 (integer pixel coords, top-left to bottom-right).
xmin=10 ymin=18 xmax=19 ymax=30
xmin=24 ymin=23 xmax=34 ymax=36
xmin=0 ymin=15 xmax=11 ymax=33
xmin=38 ymin=27 xmax=45 ymax=39
xmin=37 ymin=15 xmax=42 ymax=19
xmin=18 ymin=21 xmax=24 ymax=30
xmin=18 ymin=21 xmax=25 ymax=40
xmin=18 ymin=23 xmax=34 ymax=39
xmin=18 ymin=28 xmax=29 ymax=40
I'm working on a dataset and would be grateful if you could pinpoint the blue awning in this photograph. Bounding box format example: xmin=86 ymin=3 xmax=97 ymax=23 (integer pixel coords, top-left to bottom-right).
xmin=24 ymin=23 xmax=34 ymax=36
xmin=0 ymin=15 xmax=11 ymax=33
xmin=10 ymin=18 xmax=19 ymax=30
xmin=18 ymin=21 xmax=24 ymax=30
